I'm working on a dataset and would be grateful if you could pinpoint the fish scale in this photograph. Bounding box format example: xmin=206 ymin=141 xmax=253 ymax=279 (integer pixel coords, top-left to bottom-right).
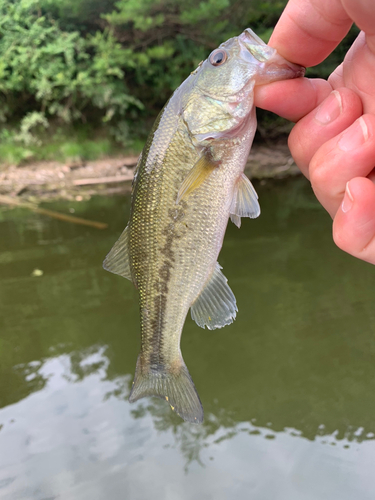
xmin=103 ymin=28 xmax=304 ymax=423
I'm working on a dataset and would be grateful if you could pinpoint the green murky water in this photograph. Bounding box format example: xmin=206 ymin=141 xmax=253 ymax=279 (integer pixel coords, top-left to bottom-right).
xmin=1 ymin=176 xmax=375 ymax=499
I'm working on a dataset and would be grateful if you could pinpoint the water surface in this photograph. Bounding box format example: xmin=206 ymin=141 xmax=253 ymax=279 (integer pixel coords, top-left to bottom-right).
xmin=1 ymin=177 xmax=375 ymax=499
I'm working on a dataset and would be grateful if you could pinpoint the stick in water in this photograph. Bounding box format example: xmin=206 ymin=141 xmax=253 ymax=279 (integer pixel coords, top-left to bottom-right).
xmin=0 ymin=195 xmax=108 ymax=230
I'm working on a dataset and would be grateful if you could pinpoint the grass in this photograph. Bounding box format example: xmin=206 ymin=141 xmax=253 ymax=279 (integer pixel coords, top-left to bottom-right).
xmin=0 ymin=124 xmax=144 ymax=167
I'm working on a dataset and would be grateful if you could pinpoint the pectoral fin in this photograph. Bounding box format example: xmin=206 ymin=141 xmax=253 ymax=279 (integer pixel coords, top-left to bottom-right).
xmin=191 ymin=262 xmax=237 ymax=330
xmin=176 ymin=153 xmax=218 ymax=204
xmin=103 ymin=225 xmax=132 ymax=281
xmin=230 ymin=173 xmax=260 ymax=228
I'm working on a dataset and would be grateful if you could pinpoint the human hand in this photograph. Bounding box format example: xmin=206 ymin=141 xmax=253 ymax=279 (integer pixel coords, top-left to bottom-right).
xmin=254 ymin=0 xmax=375 ymax=265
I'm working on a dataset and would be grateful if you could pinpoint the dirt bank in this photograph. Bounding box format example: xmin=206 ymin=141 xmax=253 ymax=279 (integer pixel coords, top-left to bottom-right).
xmin=0 ymin=143 xmax=300 ymax=203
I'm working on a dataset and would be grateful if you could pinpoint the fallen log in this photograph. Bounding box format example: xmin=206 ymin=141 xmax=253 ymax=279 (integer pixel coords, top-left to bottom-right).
xmin=72 ymin=174 xmax=133 ymax=186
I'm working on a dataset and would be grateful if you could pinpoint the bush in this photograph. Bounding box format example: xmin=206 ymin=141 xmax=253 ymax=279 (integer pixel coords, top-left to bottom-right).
xmin=0 ymin=0 xmax=362 ymax=154
xmin=104 ymin=0 xmax=288 ymax=111
xmin=0 ymin=0 xmax=142 ymax=145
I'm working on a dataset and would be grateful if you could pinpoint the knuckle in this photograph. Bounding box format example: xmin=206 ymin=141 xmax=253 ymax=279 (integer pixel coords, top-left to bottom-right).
xmin=332 ymin=221 xmax=346 ymax=251
xmin=309 ymin=155 xmax=331 ymax=192
xmin=288 ymin=126 xmax=309 ymax=174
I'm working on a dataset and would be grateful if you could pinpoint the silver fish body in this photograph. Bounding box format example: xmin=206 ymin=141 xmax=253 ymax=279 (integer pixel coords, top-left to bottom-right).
xmin=104 ymin=28 xmax=304 ymax=423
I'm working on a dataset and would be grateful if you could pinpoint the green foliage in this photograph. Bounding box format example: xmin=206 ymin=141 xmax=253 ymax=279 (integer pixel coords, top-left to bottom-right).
xmin=0 ymin=0 xmax=142 ymax=146
xmin=0 ymin=133 xmax=34 ymax=165
xmin=0 ymin=124 xmax=124 ymax=165
xmin=38 ymin=0 xmax=116 ymax=32
xmin=103 ymin=0 xmax=288 ymax=108
xmin=0 ymin=0 xmax=364 ymax=160
xmin=15 ymin=112 xmax=49 ymax=146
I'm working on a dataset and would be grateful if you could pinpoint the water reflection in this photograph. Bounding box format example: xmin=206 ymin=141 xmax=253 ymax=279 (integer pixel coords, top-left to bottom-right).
xmin=1 ymin=178 xmax=375 ymax=499
xmin=1 ymin=348 xmax=375 ymax=499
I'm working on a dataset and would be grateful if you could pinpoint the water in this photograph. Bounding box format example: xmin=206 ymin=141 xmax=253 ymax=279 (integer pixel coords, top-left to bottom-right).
xmin=1 ymin=177 xmax=375 ymax=500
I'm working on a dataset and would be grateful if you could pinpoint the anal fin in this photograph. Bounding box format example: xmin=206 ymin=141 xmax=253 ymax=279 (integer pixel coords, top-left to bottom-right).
xmin=103 ymin=225 xmax=132 ymax=280
xmin=230 ymin=173 xmax=260 ymax=228
xmin=191 ymin=262 xmax=237 ymax=330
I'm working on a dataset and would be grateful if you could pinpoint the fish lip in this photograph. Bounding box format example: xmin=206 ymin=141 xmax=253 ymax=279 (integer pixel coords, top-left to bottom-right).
xmin=239 ymin=28 xmax=268 ymax=47
xmin=265 ymin=55 xmax=306 ymax=79
xmin=291 ymin=65 xmax=305 ymax=79
xmin=238 ymin=28 xmax=305 ymax=80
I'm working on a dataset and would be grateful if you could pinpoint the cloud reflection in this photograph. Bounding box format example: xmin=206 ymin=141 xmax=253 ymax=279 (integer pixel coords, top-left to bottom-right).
xmin=1 ymin=348 xmax=375 ymax=500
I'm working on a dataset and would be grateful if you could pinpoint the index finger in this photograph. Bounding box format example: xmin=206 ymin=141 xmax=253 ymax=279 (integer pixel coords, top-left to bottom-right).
xmin=269 ymin=0 xmax=352 ymax=67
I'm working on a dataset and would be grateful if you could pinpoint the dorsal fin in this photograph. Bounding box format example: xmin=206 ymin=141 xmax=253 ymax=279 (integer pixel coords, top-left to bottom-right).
xmin=191 ymin=262 xmax=237 ymax=330
xmin=103 ymin=225 xmax=132 ymax=281
xmin=230 ymin=173 xmax=260 ymax=228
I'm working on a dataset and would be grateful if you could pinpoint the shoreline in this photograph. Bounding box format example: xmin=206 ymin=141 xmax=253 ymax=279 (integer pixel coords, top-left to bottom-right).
xmin=0 ymin=144 xmax=300 ymax=204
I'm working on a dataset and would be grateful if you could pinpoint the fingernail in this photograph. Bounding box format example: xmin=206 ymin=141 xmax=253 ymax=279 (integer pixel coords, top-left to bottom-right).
xmin=338 ymin=117 xmax=369 ymax=152
xmin=342 ymin=182 xmax=354 ymax=213
xmin=315 ymin=90 xmax=342 ymax=125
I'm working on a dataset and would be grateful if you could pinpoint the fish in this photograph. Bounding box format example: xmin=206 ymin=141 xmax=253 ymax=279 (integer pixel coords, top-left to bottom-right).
xmin=103 ymin=28 xmax=304 ymax=424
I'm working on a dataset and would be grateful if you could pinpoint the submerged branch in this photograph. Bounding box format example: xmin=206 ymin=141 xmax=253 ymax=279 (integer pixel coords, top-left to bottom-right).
xmin=0 ymin=195 xmax=108 ymax=230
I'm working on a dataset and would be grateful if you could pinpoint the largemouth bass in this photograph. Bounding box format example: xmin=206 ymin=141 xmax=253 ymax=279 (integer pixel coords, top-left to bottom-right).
xmin=104 ymin=28 xmax=304 ymax=423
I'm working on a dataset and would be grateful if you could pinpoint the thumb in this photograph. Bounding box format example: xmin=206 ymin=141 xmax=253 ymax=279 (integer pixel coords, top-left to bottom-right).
xmin=333 ymin=177 xmax=375 ymax=264
xmin=341 ymin=0 xmax=375 ymax=53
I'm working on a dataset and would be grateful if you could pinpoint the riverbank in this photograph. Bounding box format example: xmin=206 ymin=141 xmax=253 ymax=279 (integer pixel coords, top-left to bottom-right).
xmin=0 ymin=143 xmax=300 ymax=203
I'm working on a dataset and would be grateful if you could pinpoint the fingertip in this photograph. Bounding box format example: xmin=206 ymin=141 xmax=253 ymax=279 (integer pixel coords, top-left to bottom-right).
xmin=333 ymin=178 xmax=375 ymax=264
xmin=268 ymin=0 xmax=352 ymax=67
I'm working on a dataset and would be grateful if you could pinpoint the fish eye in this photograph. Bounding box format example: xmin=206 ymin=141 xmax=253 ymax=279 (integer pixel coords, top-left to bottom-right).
xmin=209 ymin=49 xmax=228 ymax=66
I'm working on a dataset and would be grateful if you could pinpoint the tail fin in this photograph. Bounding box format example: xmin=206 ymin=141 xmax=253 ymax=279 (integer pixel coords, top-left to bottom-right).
xmin=128 ymin=355 xmax=204 ymax=424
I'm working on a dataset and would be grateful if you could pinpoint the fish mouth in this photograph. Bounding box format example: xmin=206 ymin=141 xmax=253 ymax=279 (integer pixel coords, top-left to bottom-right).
xmin=239 ymin=28 xmax=305 ymax=81
xmin=240 ymin=28 xmax=269 ymax=47
xmin=263 ymin=57 xmax=305 ymax=80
